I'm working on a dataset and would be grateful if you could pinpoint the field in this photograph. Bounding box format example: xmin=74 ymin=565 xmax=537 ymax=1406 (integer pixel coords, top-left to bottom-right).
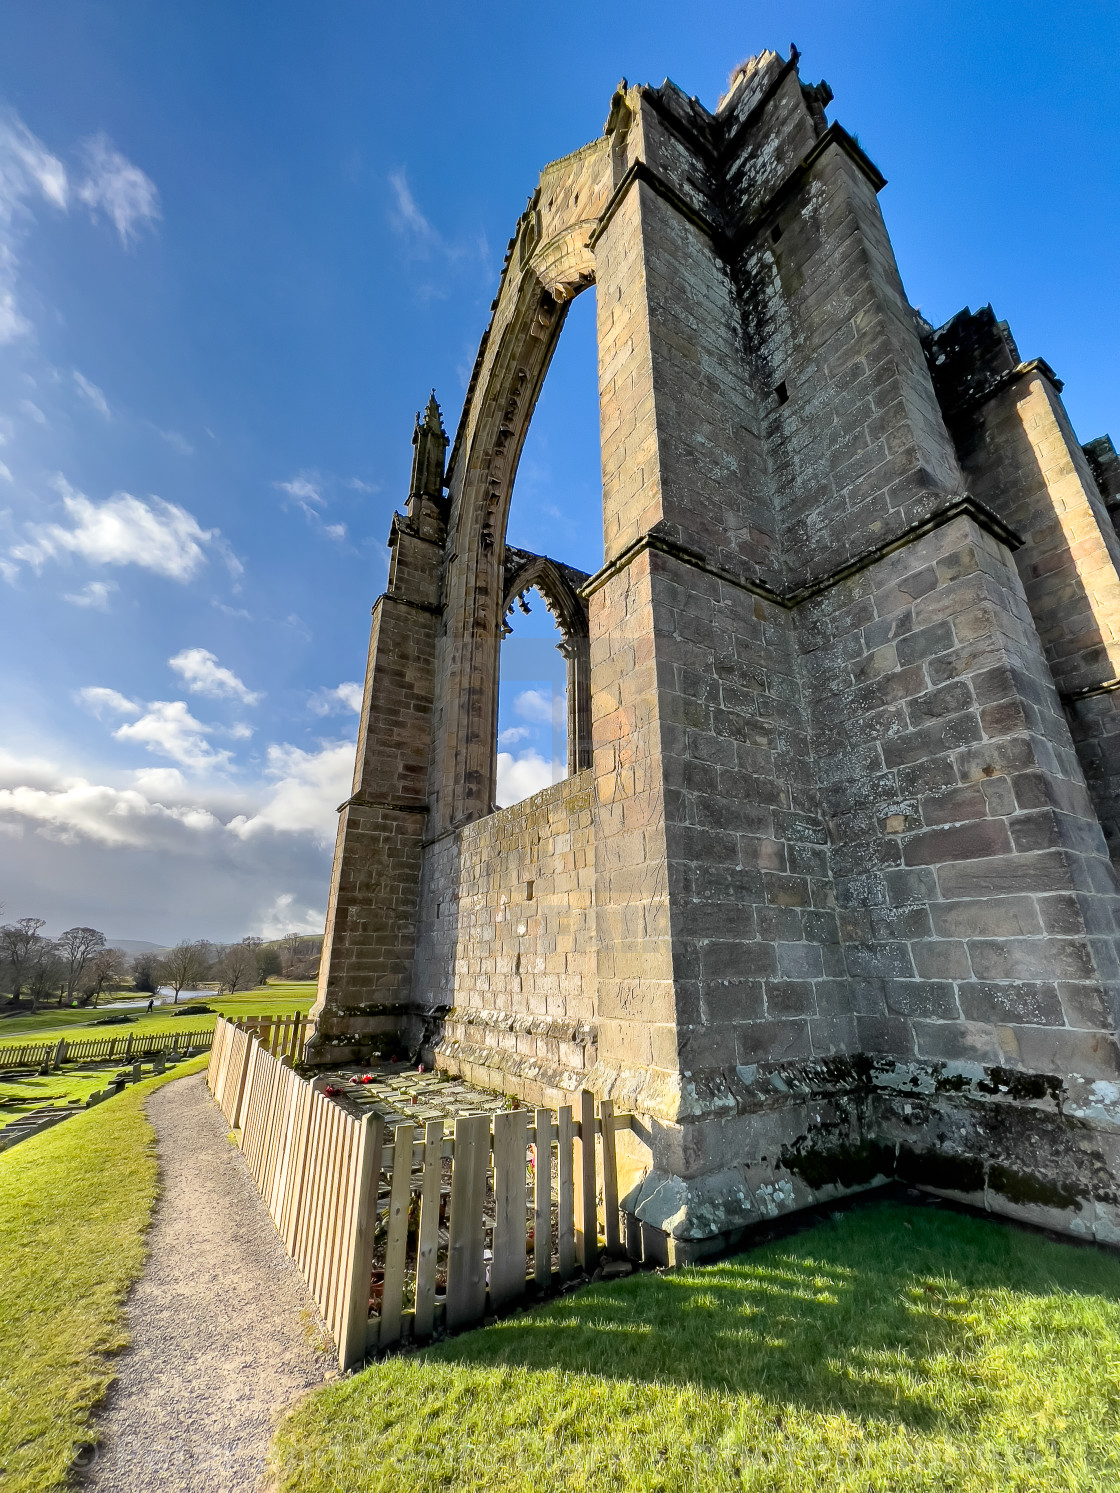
xmin=269 ymin=1200 xmax=1120 ymax=1493
xmin=0 ymin=982 xmax=316 ymax=1044
xmin=0 ymin=1055 xmax=211 ymax=1493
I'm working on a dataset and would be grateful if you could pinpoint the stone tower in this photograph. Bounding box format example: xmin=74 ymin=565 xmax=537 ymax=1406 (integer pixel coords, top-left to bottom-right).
xmin=309 ymin=49 xmax=1120 ymax=1255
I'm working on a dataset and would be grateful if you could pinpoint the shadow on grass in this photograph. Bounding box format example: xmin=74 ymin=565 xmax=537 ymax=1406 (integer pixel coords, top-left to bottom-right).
xmin=425 ymin=1200 xmax=1120 ymax=1431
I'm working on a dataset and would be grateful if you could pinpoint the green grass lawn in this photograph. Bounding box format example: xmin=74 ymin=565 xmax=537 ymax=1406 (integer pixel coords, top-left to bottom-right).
xmin=0 ymin=982 xmax=316 ymax=1044
xmin=269 ymin=1201 xmax=1120 ymax=1493
xmin=0 ymin=1055 xmax=210 ymax=1493
xmin=0 ymin=1068 xmax=111 ymax=1118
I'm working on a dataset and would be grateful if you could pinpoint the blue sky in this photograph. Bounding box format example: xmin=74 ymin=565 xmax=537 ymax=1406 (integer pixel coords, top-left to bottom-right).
xmin=0 ymin=1 xmax=1116 ymax=943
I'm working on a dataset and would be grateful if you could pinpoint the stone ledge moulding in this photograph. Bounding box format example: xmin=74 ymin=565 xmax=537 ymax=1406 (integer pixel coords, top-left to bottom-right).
xmin=307 ymin=48 xmax=1120 ymax=1257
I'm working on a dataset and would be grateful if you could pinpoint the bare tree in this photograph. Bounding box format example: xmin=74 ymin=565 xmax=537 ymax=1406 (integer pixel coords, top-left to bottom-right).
xmin=55 ymin=926 xmax=106 ymax=1005
xmin=81 ymin=947 xmax=128 ymax=1007
xmin=156 ymin=940 xmax=211 ymax=1004
xmin=212 ymin=940 xmax=258 ymax=995
xmin=130 ymin=951 xmax=159 ymax=994
xmin=27 ymin=938 xmax=64 ymax=1009
xmin=0 ymin=918 xmax=47 ymax=1005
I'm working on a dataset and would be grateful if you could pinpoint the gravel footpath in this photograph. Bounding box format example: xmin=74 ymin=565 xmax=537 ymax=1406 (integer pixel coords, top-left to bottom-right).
xmin=84 ymin=1071 xmax=335 ymax=1492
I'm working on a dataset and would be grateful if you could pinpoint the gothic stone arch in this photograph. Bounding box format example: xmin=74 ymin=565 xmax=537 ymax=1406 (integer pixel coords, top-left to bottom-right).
xmin=502 ymin=546 xmax=592 ymax=778
xmin=309 ymin=52 xmax=1120 ymax=1257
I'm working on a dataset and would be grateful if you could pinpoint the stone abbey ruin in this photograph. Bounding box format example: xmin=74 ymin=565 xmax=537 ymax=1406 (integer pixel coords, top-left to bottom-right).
xmin=307 ymin=48 xmax=1120 ymax=1258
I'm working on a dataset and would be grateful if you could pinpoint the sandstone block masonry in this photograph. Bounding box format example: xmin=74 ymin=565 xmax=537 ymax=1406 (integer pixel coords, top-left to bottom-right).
xmin=309 ymin=49 xmax=1120 ymax=1255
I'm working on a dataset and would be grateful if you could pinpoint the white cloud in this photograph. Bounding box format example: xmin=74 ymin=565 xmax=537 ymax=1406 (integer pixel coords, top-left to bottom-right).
xmin=514 ymin=687 xmax=566 ymax=728
xmin=346 ymin=476 xmax=378 ymax=494
xmin=159 ymin=428 xmax=194 ymax=456
xmin=132 ymin=766 xmax=187 ymax=798
xmin=388 ymin=168 xmax=489 ymax=283
xmin=0 ymin=111 xmax=68 ymax=343
xmin=275 ymin=470 xmax=349 ymax=542
xmin=73 ymin=369 xmax=110 ymax=418
xmin=77 ymin=685 xmax=140 ymax=718
xmin=230 ymin=741 xmax=354 ymax=841
xmin=0 ymin=462 xmax=12 ymax=483
xmin=64 ymin=578 xmax=118 ymax=609
xmin=497 ymin=724 xmax=533 ymax=746
xmin=389 ymin=170 xmax=434 ymax=241
xmin=309 ymin=681 xmax=363 ymax=716
xmin=11 ymin=478 xmax=218 ymax=580
xmin=18 ymin=398 xmax=46 ymax=424
xmin=168 ymin=646 xmax=261 ymax=705
xmin=0 ymin=775 xmax=220 ymax=848
xmin=496 ymin=749 xmax=564 ymax=808
xmin=255 ymin=892 xmax=325 ymax=940
xmin=0 ymin=742 xmax=346 ymax=942
xmin=113 ymin=699 xmax=231 ymax=772
xmin=76 ymin=133 xmax=160 ymax=247
xmin=275 ymin=473 xmax=324 ymax=519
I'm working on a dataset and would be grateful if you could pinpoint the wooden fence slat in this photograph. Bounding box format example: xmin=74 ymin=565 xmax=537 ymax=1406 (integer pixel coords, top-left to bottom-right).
xmin=295 ymin=1086 xmax=327 ymax=1272
xmin=309 ymin=1102 xmax=340 ymax=1307
xmin=231 ymin=1028 xmax=255 ymax=1129
xmin=414 ymin=1119 xmax=443 ymax=1340
xmin=321 ymin=1111 xmax=347 ymax=1335
xmin=282 ymin=1085 xmax=312 ymax=1251
xmin=321 ymin=1107 xmax=351 ymax=1322
xmin=380 ymin=1122 xmax=415 ymax=1346
xmin=490 ymin=1109 xmax=528 ymax=1311
xmin=534 ymin=1107 xmax=553 ymax=1290
xmin=446 ymin=1113 xmax=490 ymax=1331
xmin=557 ymin=1104 xmax=575 ymax=1279
xmin=599 ymin=1098 xmax=620 ymax=1257
xmin=575 ymin=1089 xmax=597 ymax=1272
xmin=269 ymin=1069 xmax=299 ymax=1223
xmin=339 ymin=1110 xmax=383 ymax=1371
xmin=206 ymin=1020 xmax=226 ymax=1090
xmin=330 ymin=1117 xmax=362 ymax=1339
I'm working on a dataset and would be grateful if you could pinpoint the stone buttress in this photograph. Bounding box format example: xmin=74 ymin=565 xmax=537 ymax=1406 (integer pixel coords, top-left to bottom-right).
xmin=311 ymin=50 xmax=1120 ymax=1254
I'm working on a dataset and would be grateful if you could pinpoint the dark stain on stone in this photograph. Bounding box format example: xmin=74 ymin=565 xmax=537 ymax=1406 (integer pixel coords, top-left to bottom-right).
xmin=987 ymin=1163 xmax=1082 ymax=1210
xmin=781 ymin=1138 xmax=897 ymax=1190
xmin=977 ymin=1067 xmax=1063 ymax=1103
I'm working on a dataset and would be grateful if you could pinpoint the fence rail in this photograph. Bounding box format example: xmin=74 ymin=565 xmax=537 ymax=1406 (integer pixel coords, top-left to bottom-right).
xmin=0 ymin=1028 xmax=214 ymax=1071
xmin=206 ymin=1015 xmax=641 ymax=1369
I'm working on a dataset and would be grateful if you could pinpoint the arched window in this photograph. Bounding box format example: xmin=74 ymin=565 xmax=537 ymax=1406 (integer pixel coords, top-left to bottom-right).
xmin=497 ymin=556 xmax=592 ymax=807
xmin=492 ymin=288 xmax=600 ymax=809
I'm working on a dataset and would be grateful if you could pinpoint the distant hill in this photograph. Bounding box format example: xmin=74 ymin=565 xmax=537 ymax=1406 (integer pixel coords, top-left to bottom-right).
xmin=107 ymin=939 xmax=170 ymax=957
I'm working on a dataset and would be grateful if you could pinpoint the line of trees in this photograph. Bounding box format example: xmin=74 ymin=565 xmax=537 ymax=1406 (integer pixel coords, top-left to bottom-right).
xmin=0 ymin=918 xmax=128 ymax=1011
xmin=0 ymin=910 xmax=322 ymax=1012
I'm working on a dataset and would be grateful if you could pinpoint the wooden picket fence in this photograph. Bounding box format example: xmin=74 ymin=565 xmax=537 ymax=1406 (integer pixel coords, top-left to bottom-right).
xmin=0 ymin=1028 xmax=213 ymax=1071
xmin=207 ymin=1016 xmax=639 ymax=1370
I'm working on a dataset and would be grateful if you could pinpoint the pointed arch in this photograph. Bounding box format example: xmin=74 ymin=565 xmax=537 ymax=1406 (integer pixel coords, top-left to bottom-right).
xmin=502 ymin=547 xmax=592 ymax=776
xmin=427 ymin=135 xmax=616 ymax=831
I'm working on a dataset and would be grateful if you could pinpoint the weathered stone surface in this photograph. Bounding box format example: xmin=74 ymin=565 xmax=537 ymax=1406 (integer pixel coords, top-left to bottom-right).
xmin=310 ymin=50 xmax=1120 ymax=1248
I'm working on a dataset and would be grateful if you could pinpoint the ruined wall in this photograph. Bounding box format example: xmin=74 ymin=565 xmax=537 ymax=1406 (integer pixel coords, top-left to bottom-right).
xmin=419 ymin=771 xmax=598 ymax=1098
xmin=314 ymin=48 xmax=1120 ymax=1255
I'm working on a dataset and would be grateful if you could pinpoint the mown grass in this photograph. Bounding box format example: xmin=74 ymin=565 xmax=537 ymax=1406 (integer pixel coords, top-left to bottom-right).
xmin=269 ymin=1201 xmax=1120 ymax=1493
xmin=0 ymin=1055 xmax=210 ymax=1493
xmin=0 ymin=982 xmax=317 ymax=1043
xmin=0 ymin=1068 xmax=110 ymax=1119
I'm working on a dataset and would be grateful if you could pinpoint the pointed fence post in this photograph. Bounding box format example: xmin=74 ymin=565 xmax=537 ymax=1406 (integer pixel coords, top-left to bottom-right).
xmin=491 ymin=1109 xmax=529 ymax=1311
xmin=599 ymin=1098 xmax=621 ymax=1257
xmin=414 ymin=1119 xmax=444 ymax=1340
xmin=575 ymin=1090 xmax=597 ymax=1271
xmin=534 ymin=1108 xmax=553 ymax=1289
xmin=557 ymin=1104 xmax=575 ymax=1279
xmin=446 ymin=1113 xmax=491 ymax=1330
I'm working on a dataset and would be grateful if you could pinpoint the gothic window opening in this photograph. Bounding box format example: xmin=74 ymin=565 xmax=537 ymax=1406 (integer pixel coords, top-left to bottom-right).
xmin=496 ymin=560 xmax=591 ymax=809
